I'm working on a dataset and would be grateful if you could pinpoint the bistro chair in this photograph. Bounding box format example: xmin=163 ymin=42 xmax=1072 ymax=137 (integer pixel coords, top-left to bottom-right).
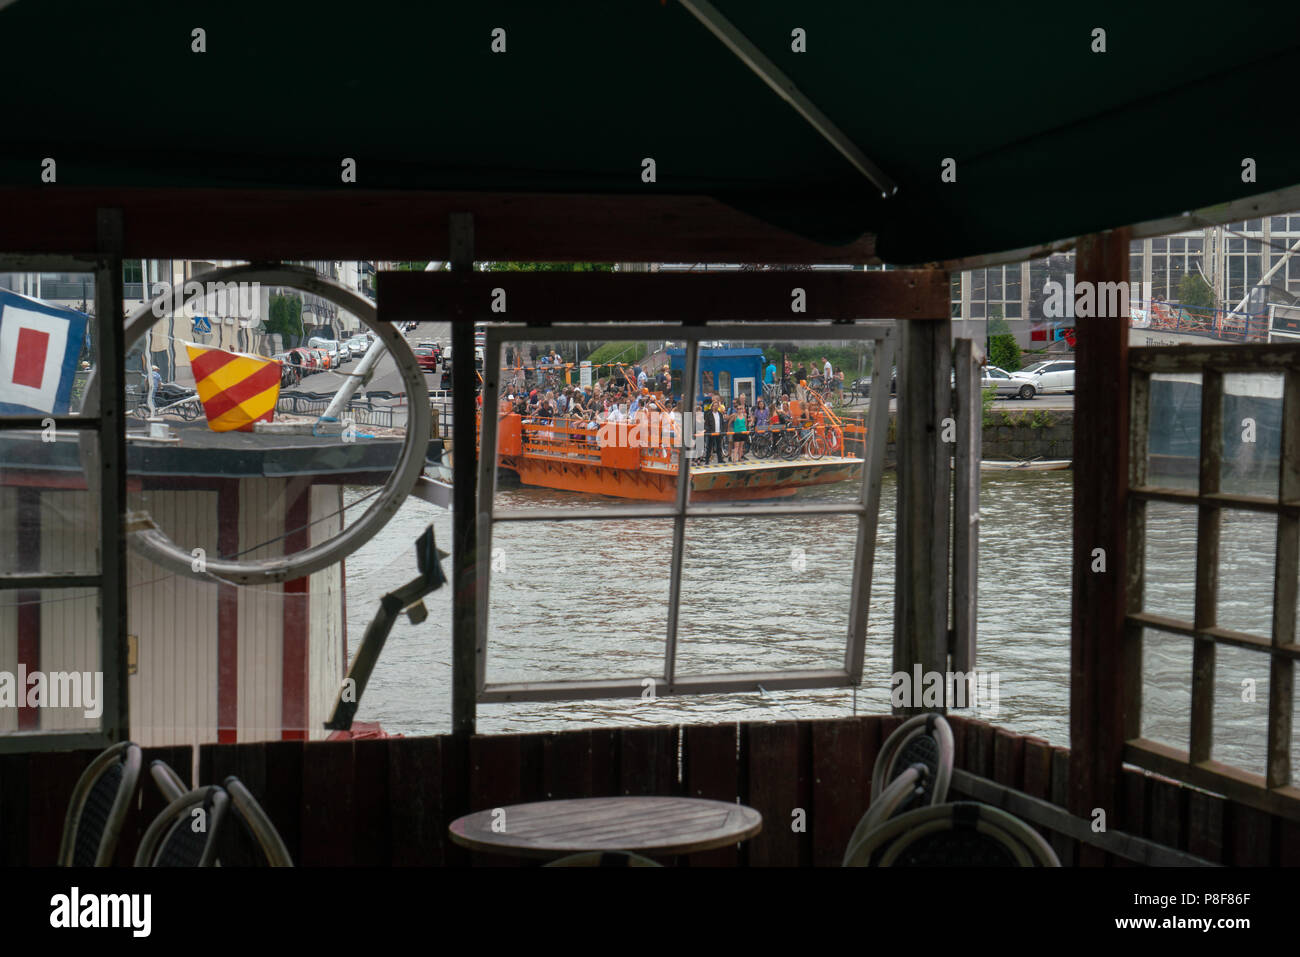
xmin=871 ymin=714 xmax=954 ymax=806
xmin=149 ymin=759 xmax=188 ymax=803
xmin=134 ymin=786 xmax=230 ymax=867
xmin=58 ymin=741 xmax=143 ymax=866
xmin=844 ymin=802 xmax=1060 ymax=867
xmin=222 ymin=776 xmax=294 ymax=866
xmin=544 ymin=851 xmax=663 ymax=867
xmin=842 ymin=763 xmax=929 ymax=865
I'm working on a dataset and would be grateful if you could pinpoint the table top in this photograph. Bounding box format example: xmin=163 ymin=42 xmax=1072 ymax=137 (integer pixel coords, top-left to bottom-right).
xmin=448 ymin=796 xmax=763 ymax=858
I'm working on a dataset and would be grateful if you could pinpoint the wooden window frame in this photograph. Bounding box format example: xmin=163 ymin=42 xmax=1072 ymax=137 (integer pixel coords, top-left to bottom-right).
xmin=1125 ymin=342 xmax=1300 ymax=820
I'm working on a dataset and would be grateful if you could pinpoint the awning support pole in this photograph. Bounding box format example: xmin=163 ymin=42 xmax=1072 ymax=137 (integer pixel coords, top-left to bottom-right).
xmin=1069 ymin=227 xmax=1133 ymax=845
xmin=892 ymin=314 xmax=952 ymax=711
xmin=450 ymin=213 xmax=478 ymax=736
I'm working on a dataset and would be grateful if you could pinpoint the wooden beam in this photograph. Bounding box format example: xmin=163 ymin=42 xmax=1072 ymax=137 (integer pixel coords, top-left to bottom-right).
xmin=1069 ymin=227 xmax=1133 ymax=822
xmin=376 ymin=269 xmax=950 ymax=325
xmin=0 ymin=187 xmax=877 ymax=265
xmin=447 ymin=214 xmax=478 ymax=735
xmin=893 ymin=316 xmax=952 ymax=708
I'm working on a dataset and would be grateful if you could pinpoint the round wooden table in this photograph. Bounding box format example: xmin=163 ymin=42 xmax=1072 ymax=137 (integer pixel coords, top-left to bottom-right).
xmin=448 ymin=796 xmax=763 ymax=859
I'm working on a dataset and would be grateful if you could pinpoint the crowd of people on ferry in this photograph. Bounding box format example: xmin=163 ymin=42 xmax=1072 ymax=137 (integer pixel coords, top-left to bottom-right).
xmin=499 ymin=359 xmax=840 ymax=465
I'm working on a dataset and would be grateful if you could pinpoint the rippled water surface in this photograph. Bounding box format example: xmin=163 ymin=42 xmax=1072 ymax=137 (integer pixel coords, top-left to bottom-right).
xmin=344 ymin=471 xmax=1289 ymax=771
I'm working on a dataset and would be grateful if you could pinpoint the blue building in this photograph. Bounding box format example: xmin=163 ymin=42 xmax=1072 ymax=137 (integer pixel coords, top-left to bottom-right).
xmin=666 ymin=347 xmax=766 ymax=406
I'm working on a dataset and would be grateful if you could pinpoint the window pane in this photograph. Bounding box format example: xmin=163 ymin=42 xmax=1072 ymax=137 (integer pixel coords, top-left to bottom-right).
xmin=484 ymin=518 xmax=671 ymax=684
xmin=1141 ymin=627 xmax=1192 ymax=751
xmin=0 ymin=587 xmax=101 ymax=735
xmin=1212 ymin=643 xmax=1269 ymax=777
xmin=0 ymin=430 xmax=100 ymax=575
xmin=1142 ymin=502 xmax=1197 ymax=622
xmin=675 ymin=515 xmax=856 ymax=675
xmin=1220 ymin=372 xmax=1282 ymax=497
xmin=1215 ymin=510 xmax=1277 ymax=639
xmin=1147 ymin=373 xmax=1201 ymax=489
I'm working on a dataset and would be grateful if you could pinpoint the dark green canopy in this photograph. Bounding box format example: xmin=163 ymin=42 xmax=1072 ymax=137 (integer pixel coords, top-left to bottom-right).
xmin=1 ymin=0 xmax=1298 ymax=263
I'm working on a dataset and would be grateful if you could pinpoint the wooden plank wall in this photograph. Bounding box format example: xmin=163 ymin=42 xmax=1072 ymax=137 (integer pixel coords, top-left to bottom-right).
xmin=8 ymin=715 xmax=1300 ymax=865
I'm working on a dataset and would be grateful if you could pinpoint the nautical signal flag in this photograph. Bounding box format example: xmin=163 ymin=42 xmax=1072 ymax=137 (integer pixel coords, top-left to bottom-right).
xmin=0 ymin=289 xmax=89 ymax=415
xmin=185 ymin=344 xmax=281 ymax=432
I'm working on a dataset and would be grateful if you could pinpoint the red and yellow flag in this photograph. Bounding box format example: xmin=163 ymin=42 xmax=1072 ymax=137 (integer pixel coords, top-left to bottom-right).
xmin=185 ymin=344 xmax=281 ymax=432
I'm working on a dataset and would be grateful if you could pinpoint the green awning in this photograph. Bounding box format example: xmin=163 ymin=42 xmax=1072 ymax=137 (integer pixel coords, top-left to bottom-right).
xmin=1 ymin=1 xmax=1297 ymax=263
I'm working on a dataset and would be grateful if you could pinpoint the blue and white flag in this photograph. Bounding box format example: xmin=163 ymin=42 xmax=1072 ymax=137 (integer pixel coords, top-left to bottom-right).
xmin=0 ymin=289 xmax=89 ymax=415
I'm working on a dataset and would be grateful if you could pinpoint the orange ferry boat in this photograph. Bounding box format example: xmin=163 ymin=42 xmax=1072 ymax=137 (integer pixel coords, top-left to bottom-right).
xmin=492 ymin=409 xmax=866 ymax=502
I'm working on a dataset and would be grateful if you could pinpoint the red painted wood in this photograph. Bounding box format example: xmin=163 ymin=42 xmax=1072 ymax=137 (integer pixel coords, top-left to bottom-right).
xmin=0 ymin=187 xmax=878 ymax=265
xmin=16 ymin=487 xmax=39 ymax=731
xmin=1186 ymin=789 xmax=1225 ymax=863
xmin=216 ymin=480 xmax=239 ymax=744
xmin=744 ymin=721 xmax=811 ymax=867
xmin=299 ymin=741 xmax=354 ymax=865
xmin=1069 ymin=229 xmax=1134 ymax=822
xmin=618 ymin=726 xmax=681 ymax=798
xmin=280 ymin=485 xmax=311 ymax=741
xmin=809 ymin=718 xmax=869 ymax=868
xmin=992 ymin=728 xmax=1025 ymax=792
xmin=683 ymin=723 xmax=742 ymax=866
xmin=387 ymin=736 xmax=445 ymax=866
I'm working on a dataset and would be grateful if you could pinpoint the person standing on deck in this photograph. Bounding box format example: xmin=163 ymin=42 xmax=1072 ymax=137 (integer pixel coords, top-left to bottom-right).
xmin=728 ymin=397 xmax=748 ymax=462
xmin=703 ymin=398 xmax=726 ymax=465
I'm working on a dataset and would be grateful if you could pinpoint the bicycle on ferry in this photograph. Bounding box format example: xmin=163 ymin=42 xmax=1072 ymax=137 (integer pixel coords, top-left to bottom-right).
xmin=776 ymin=422 xmax=827 ymax=460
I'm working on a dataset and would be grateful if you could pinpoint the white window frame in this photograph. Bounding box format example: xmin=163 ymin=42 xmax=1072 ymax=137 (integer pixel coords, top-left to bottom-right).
xmin=475 ymin=322 xmax=895 ymax=703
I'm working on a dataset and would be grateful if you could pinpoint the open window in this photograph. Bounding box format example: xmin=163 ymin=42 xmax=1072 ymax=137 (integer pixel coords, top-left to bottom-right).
xmin=475 ymin=322 xmax=896 ymax=703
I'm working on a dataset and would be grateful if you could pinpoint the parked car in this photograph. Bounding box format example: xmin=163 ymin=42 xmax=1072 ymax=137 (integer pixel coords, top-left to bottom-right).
xmin=982 ymin=364 xmax=1041 ymax=399
xmin=1019 ymin=358 xmax=1074 ymax=394
xmin=307 ymin=336 xmax=347 ymax=366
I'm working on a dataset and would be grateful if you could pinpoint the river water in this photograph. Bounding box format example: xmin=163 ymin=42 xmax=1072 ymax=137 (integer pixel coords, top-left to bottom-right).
xmin=344 ymin=471 xmax=1289 ymax=773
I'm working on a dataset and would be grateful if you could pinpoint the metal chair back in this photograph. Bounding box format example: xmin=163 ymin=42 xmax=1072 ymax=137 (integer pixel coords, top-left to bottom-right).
xmin=59 ymin=741 xmax=143 ymax=866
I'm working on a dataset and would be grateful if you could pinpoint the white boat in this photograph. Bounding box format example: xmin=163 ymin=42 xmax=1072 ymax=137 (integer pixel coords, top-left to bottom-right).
xmin=979 ymin=458 xmax=1071 ymax=471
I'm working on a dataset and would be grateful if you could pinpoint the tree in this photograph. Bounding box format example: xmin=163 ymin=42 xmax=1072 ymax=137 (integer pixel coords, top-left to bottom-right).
xmin=986 ymin=307 xmax=1021 ymax=371
xmin=264 ymin=293 xmax=303 ymax=347
xmin=1178 ymin=272 xmax=1216 ymax=311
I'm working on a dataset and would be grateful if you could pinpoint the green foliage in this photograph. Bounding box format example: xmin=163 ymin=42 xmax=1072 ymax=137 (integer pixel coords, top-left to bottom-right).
xmin=988 ymin=334 xmax=1021 ymax=372
xmin=264 ymin=293 xmax=303 ymax=345
xmin=1178 ymin=272 xmax=1216 ymax=311
xmin=586 ymin=341 xmax=647 ymax=367
xmin=762 ymin=345 xmax=866 ymax=377
xmin=481 ymin=262 xmax=614 ymax=272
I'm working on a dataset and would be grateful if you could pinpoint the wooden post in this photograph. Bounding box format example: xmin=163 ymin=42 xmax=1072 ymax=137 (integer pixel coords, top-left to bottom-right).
xmin=893 ymin=316 xmax=952 ymax=710
xmin=449 ymin=213 xmax=477 ymax=735
xmin=96 ymin=209 xmax=129 ymax=741
xmin=1069 ymin=227 xmax=1133 ymax=823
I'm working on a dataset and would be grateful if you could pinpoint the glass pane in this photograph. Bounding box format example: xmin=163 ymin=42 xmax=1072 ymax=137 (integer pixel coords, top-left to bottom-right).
xmin=1220 ymin=373 xmax=1282 ymax=497
xmin=1142 ymin=502 xmax=1197 ymax=623
xmin=0 ymin=588 xmax=101 ymax=735
xmin=1141 ymin=628 xmax=1192 ymax=751
xmin=675 ymin=515 xmax=856 ymax=675
xmin=484 ymin=519 xmax=671 ymax=684
xmin=1216 ymin=510 xmax=1276 ymax=639
xmin=1212 ymin=643 xmax=1270 ymax=777
xmin=687 ymin=337 xmax=873 ymax=509
xmin=0 ymin=430 xmax=100 ymax=575
xmin=1146 ymin=373 xmax=1201 ymax=489
xmin=492 ymin=336 xmax=682 ymax=513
